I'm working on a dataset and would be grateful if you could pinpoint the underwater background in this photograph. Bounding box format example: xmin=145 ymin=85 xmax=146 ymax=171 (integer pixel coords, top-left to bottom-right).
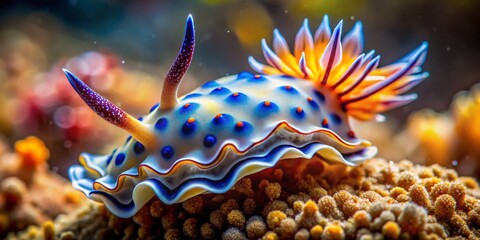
xmin=0 ymin=0 xmax=479 ymax=239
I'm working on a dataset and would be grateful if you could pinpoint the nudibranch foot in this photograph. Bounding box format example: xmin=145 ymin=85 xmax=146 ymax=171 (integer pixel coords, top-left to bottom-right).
xmin=65 ymin=15 xmax=427 ymax=218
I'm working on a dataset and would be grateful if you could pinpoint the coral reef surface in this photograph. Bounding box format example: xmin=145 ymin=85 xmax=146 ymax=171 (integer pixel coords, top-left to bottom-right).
xmin=0 ymin=136 xmax=86 ymax=238
xmin=9 ymin=157 xmax=480 ymax=240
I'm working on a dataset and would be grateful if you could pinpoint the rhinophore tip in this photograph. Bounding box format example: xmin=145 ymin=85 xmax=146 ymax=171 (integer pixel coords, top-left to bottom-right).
xmin=160 ymin=15 xmax=196 ymax=110
xmin=63 ymin=69 xmax=156 ymax=147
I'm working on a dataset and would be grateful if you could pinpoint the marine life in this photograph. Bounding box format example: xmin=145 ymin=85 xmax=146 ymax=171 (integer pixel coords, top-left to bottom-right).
xmin=64 ymin=15 xmax=428 ymax=217
xmin=407 ymin=83 xmax=480 ymax=175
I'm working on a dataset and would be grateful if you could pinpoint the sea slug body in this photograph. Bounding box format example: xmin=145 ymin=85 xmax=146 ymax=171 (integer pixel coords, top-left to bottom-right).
xmin=64 ymin=14 xmax=428 ymax=217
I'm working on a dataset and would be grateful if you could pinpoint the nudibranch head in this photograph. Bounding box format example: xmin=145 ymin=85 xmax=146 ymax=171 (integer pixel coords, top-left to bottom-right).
xmin=65 ymin=15 xmax=428 ymax=218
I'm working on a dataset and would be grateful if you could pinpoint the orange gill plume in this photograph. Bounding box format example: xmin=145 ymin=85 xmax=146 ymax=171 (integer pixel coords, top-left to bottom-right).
xmin=62 ymin=15 xmax=195 ymax=147
xmin=249 ymin=15 xmax=429 ymax=121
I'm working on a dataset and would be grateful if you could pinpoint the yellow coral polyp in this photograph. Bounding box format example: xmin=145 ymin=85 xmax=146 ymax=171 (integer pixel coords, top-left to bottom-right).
xmin=310 ymin=225 xmax=323 ymax=239
xmin=14 ymin=136 xmax=50 ymax=167
xmin=453 ymin=84 xmax=480 ymax=151
xmin=322 ymin=224 xmax=345 ymax=240
xmin=382 ymin=221 xmax=400 ymax=239
xmin=407 ymin=110 xmax=453 ymax=165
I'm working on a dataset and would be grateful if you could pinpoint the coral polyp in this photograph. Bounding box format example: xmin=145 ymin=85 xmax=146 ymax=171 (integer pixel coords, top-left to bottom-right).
xmin=64 ymin=15 xmax=428 ymax=218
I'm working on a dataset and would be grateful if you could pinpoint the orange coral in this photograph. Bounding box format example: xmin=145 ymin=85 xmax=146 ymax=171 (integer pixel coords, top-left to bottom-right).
xmin=409 ymin=184 xmax=431 ymax=209
xmin=322 ymin=224 xmax=345 ymax=240
xmin=382 ymin=221 xmax=400 ymax=239
xmin=310 ymin=225 xmax=323 ymax=239
xmin=266 ymin=210 xmax=286 ymax=229
xmin=434 ymin=194 xmax=456 ymax=220
xmin=265 ymin=182 xmax=282 ymax=201
xmin=14 ymin=136 xmax=49 ymax=168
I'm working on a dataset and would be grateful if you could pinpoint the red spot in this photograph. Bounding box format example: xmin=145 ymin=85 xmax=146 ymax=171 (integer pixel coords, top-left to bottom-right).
xmin=187 ymin=117 xmax=196 ymax=123
xmin=347 ymin=130 xmax=356 ymax=138
xmin=183 ymin=103 xmax=191 ymax=108
xmin=264 ymin=101 xmax=271 ymax=107
xmin=235 ymin=121 xmax=244 ymax=128
xmin=254 ymin=74 xmax=261 ymax=79
xmin=321 ymin=118 xmax=329 ymax=127
xmin=232 ymin=92 xmax=239 ymax=97
xmin=285 ymin=85 xmax=292 ymax=90
xmin=215 ymin=113 xmax=222 ymax=119
xmin=307 ymin=97 xmax=313 ymax=102
xmin=296 ymin=107 xmax=303 ymax=113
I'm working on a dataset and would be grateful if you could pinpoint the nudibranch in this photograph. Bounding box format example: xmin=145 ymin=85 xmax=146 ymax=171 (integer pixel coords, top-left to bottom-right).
xmin=65 ymin=15 xmax=428 ymax=217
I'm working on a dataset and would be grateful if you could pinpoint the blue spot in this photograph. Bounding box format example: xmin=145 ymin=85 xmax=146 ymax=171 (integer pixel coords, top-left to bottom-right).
xmin=106 ymin=155 xmax=113 ymax=166
xmin=225 ymin=92 xmax=248 ymax=104
xmin=281 ymin=74 xmax=295 ymax=79
xmin=106 ymin=149 xmax=117 ymax=166
xmin=279 ymin=85 xmax=298 ymax=94
xmin=161 ymin=146 xmax=175 ymax=160
xmin=155 ymin=118 xmax=168 ymax=131
xmin=182 ymin=119 xmax=197 ymax=136
xmin=212 ymin=113 xmax=234 ymax=126
xmin=291 ymin=107 xmax=306 ymax=119
xmin=182 ymin=93 xmax=202 ymax=100
xmin=237 ymin=72 xmax=253 ymax=79
xmin=133 ymin=142 xmax=145 ymax=155
xmin=330 ymin=114 xmax=342 ymax=124
xmin=177 ymin=102 xmax=200 ymax=115
xmin=149 ymin=103 xmax=159 ymax=113
xmin=247 ymin=74 xmax=267 ymax=82
xmin=255 ymin=101 xmax=279 ymax=118
xmin=115 ymin=153 xmax=126 ymax=166
xmin=203 ymin=134 xmax=217 ymax=148
xmin=125 ymin=136 xmax=132 ymax=144
xmin=210 ymin=87 xmax=231 ymax=95
xmin=137 ymin=117 xmax=143 ymax=122
xmin=314 ymin=91 xmax=326 ymax=102
xmin=202 ymin=81 xmax=219 ymax=88
xmin=307 ymin=97 xmax=319 ymax=110
xmin=234 ymin=121 xmax=253 ymax=135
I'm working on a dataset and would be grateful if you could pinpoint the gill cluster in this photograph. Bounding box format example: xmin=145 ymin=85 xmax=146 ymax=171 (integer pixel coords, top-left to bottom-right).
xmin=249 ymin=16 xmax=428 ymax=120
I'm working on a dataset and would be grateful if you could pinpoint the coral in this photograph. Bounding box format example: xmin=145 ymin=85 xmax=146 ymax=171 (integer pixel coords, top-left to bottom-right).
xmin=276 ymin=218 xmax=297 ymax=239
xmin=433 ymin=195 xmax=456 ymax=220
xmin=266 ymin=210 xmax=286 ymax=229
xmin=309 ymin=225 xmax=323 ymax=239
xmin=409 ymin=184 xmax=431 ymax=209
xmin=182 ymin=196 xmax=204 ymax=215
xmin=14 ymin=136 xmax=49 ymax=169
xmin=0 ymin=137 xmax=86 ymax=238
xmin=227 ymin=210 xmax=246 ymax=229
xmin=322 ymin=224 xmax=345 ymax=240
xmin=246 ymin=216 xmax=266 ymax=239
xmin=407 ymin=83 xmax=480 ymax=176
xmin=381 ymin=221 xmax=400 ymax=239
xmin=8 ymin=158 xmax=480 ymax=239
